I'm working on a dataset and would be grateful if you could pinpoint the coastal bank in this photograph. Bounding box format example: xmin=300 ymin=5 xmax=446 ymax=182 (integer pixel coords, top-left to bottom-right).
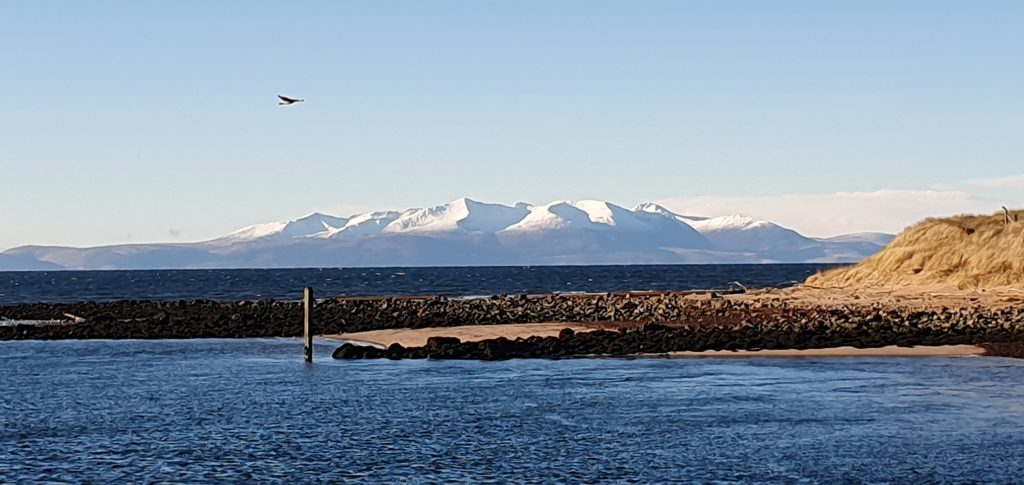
xmin=2 ymin=289 xmax=1022 ymax=359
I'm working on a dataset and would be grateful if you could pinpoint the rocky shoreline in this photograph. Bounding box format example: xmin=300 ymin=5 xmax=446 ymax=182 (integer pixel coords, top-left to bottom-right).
xmin=0 ymin=291 xmax=740 ymax=340
xmin=1 ymin=291 xmax=1021 ymax=359
xmin=333 ymin=305 xmax=1024 ymax=360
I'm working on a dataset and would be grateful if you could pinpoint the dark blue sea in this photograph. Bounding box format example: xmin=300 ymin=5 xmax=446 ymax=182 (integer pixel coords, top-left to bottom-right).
xmin=0 ymin=264 xmax=835 ymax=304
xmin=2 ymin=339 xmax=1023 ymax=482
xmin=4 ymin=265 xmax=1024 ymax=482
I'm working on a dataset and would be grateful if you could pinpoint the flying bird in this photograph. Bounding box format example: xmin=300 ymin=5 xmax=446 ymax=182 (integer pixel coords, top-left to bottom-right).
xmin=278 ymin=94 xmax=304 ymax=106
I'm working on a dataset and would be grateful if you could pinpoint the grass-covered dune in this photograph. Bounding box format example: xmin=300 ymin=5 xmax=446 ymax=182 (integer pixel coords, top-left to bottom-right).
xmin=808 ymin=208 xmax=1024 ymax=290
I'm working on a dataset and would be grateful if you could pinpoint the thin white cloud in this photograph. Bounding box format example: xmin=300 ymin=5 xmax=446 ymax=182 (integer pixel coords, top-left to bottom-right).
xmin=655 ymin=190 xmax=1010 ymax=238
xmin=966 ymin=174 xmax=1024 ymax=189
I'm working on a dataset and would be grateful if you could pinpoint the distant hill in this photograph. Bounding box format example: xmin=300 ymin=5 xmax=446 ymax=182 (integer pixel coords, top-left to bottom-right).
xmin=1 ymin=198 xmax=894 ymax=270
xmin=0 ymin=254 xmax=64 ymax=271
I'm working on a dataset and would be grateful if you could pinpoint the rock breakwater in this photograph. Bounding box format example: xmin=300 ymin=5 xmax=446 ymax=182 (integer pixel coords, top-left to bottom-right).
xmin=2 ymin=292 xmax=1021 ymax=360
xmin=0 ymin=292 xmax=720 ymax=340
xmin=332 ymin=302 xmax=1024 ymax=360
xmin=982 ymin=342 xmax=1024 ymax=358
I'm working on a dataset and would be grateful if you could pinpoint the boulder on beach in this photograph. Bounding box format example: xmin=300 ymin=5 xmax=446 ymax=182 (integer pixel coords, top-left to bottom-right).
xmin=807 ymin=208 xmax=1024 ymax=289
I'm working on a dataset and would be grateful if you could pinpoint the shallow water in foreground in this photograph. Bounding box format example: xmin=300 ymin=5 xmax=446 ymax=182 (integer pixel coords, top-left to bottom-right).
xmin=2 ymin=339 xmax=1024 ymax=482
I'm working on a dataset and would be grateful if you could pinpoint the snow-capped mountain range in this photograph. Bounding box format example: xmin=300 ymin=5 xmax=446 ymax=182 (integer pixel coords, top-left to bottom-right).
xmin=0 ymin=198 xmax=894 ymax=270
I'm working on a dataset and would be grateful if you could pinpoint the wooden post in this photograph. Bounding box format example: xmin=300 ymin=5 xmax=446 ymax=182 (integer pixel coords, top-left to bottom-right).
xmin=304 ymin=287 xmax=313 ymax=363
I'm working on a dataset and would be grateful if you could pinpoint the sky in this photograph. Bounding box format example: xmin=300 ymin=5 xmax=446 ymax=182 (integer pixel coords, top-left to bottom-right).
xmin=2 ymin=0 xmax=1022 ymax=249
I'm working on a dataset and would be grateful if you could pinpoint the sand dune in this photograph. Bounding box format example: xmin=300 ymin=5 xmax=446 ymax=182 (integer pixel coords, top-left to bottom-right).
xmin=808 ymin=208 xmax=1024 ymax=289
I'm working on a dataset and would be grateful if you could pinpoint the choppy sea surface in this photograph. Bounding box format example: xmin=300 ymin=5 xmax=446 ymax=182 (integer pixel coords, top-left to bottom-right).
xmin=0 ymin=264 xmax=836 ymax=304
xmin=2 ymin=338 xmax=1023 ymax=482
xmin=4 ymin=265 xmax=1023 ymax=482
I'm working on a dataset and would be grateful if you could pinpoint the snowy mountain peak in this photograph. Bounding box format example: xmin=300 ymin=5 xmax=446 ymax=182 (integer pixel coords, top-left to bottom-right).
xmin=681 ymin=214 xmax=765 ymax=233
xmin=220 ymin=200 xmax=803 ymax=243
xmin=633 ymin=202 xmax=676 ymax=216
xmin=2 ymin=197 xmax=897 ymax=269
xmin=208 ymin=198 xmax=892 ymax=262
xmin=224 ymin=212 xmax=348 ymax=241
xmin=500 ymin=201 xmax=593 ymax=233
xmin=572 ymin=200 xmax=620 ymax=226
xmin=500 ymin=199 xmax=694 ymax=235
xmin=325 ymin=210 xmax=402 ymax=238
xmin=381 ymin=198 xmax=529 ymax=235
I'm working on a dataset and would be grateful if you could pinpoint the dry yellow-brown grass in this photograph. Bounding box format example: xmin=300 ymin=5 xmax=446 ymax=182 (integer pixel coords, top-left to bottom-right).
xmin=807 ymin=209 xmax=1024 ymax=290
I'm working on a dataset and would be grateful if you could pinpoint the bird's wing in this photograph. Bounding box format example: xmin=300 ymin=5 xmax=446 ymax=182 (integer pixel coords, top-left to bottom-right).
xmin=278 ymin=95 xmax=296 ymax=103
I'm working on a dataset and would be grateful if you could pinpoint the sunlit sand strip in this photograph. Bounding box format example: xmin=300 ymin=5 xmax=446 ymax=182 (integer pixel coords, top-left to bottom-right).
xmin=731 ymin=285 xmax=1024 ymax=311
xmin=667 ymin=345 xmax=985 ymax=358
xmin=324 ymin=325 xmax=986 ymax=358
xmin=323 ymin=322 xmax=596 ymax=348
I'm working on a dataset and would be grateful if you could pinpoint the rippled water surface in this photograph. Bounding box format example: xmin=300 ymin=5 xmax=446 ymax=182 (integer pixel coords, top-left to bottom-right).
xmin=0 ymin=264 xmax=837 ymax=304
xmin=2 ymin=339 xmax=1023 ymax=482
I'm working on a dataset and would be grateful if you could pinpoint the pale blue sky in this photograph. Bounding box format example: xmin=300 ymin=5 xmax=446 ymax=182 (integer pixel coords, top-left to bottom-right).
xmin=2 ymin=1 xmax=1022 ymax=248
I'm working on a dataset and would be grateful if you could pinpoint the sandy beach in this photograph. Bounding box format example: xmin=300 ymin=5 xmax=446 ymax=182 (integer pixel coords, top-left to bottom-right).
xmin=737 ymin=285 xmax=1024 ymax=311
xmin=326 ymin=322 xmax=987 ymax=357
xmin=326 ymin=322 xmax=598 ymax=348
xmin=667 ymin=345 xmax=984 ymax=358
xmin=5 ymin=285 xmax=1020 ymax=357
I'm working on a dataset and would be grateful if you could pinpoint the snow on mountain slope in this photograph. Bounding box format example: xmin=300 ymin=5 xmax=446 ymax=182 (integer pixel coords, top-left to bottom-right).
xmin=675 ymin=214 xmax=815 ymax=252
xmin=498 ymin=200 xmax=713 ymax=254
xmin=214 ymin=199 xmax=886 ymax=257
xmin=500 ymin=201 xmax=600 ymax=233
xmin=223 ymin=212 xmax=348 ymax=241
xmin=680 ymin=214 xmax=763 ymax=233
xmin=633 ymin=202 xmax=677 ymax=217
xmin=574 ymin=199 xmax=667 ymax=232
xmin=1 ymin=198 xmax=895 ymax=270
xmin=501 ymin=200 xmax=680 ymax=233
xmin=325 ymin=211 xmax=402 ymax=238
xmin=572 ymin=200 xmax=621 ymax=226
xmin=635 ymin=203 xmax=811 ymax=252
xmin=382 ymin=198 xmax=529 ymax=235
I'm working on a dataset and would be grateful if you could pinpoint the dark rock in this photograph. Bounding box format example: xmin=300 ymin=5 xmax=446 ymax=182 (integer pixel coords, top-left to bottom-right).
xmin=2 ymin=293 xmax=1022 ymax=361
xmin=425 ymin=336 xmax=461 ymax=349
xmin=332 ymin=343 xmax=368 ymax=359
